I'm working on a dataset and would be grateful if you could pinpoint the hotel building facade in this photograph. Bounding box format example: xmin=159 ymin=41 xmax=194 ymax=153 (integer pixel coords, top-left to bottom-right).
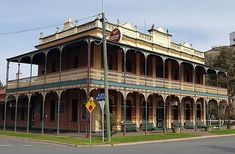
xmin=0 ymin=17 xmax=228 ymax=133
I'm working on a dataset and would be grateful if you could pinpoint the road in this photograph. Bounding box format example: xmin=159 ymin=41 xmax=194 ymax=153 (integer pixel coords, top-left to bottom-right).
xmin=0 ymin=136 xmax=235 ymax=154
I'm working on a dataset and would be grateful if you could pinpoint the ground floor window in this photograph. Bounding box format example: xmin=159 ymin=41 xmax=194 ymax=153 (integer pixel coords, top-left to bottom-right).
xmin=185 ymin=104 xmax=190 ymax=120
xmin=21 ymin=108 xmax=25 ymax=121
xmin=126 ymin=100 xmax=132 ymax=121
xmin=11 ymin=108 xmax=15 ymax=120
xmin=142 ymin=101 xmax=148 ymax=121
xmin=109 ymin=99 xmax=113 ymax=114
xmin=172 ymin=106 xmax=178 ymax=120
xmin=196 ymin=104 xmax=201 ymax=120
xmin=55 ymin=101 xmax=65 ymax=115
xmin=81 ymin=102 xmax=87 ymax=120
xmin=72 ymin=99 xmax=78 ymax=122
xmin=1 ymin=105 xmax=4 ymax=120
xmin=50 ymin=101 xmax=55 ymax=121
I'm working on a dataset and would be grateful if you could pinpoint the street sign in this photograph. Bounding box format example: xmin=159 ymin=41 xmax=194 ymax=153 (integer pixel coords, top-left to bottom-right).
xmin=85 ymin=99 xmax=96 ymax=113
xmin=96 ymin=93 xmax=106 ymax=101
xmin=98 ymin=100 xmax=105 ymax=111
xmin=98 ymin=100 xmax=105 ymax=142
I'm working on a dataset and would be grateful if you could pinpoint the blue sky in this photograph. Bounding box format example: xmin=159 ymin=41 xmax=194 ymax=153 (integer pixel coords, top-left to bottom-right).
xmin=0 ymin=0 xmax=234 ymax=83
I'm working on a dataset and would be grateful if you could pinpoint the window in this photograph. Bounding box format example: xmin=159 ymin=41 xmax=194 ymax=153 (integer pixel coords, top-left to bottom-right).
xmin=52 ymin=60 xmax=59 ymax=72
xmin=172 ymin=106 xmax=178 ymax=120
xmin=126 ymin=100 xmax=132 ymax=121
xmin=185 ymin=104 xmax=190 ymax=120
xmin=40 ymin=103 xmax=43 ymax=120
xmin=55 ymin=101 xmax=65 ymax=115
xmin=81 ymin=104 xmax=87 ymax=120
xmin=108 ymin=54 xmax=113 ymax=70
xmin=50 ymin=101 xmax=55 ymax=121
xmin=72 ymin=99 xmax=78 ymax=122
xmin=142 ymin=101 xmax=148 ymax=121
xmin=109 ymin=99 xmax=113 ymax=114
xmin=196 ymin=104 xmax=201 ymax=120
xmin=35 ymin=103 xmax=41 ymax=113
xmin=126 ymin=59 xmax=132 ymax=72
xmin=1 ymin=105 xmax=4 ymax=120
xmin=21 ymin=108 xmax=25 ymax=121
xmin=173 ymin=67 xmax=178 ymax=80
xmin=73 ymin=56 xmax=79 ymax=68
xmin=11 ymin=108 xmax=15 ymax=120
xmin=156 ymin=65 xmax=163 ymax=78
xmin=141 ymin=60 xmax=145 ymax=75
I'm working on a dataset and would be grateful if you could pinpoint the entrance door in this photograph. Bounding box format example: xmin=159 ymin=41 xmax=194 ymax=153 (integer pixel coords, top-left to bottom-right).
xmin=156 ymin=107 xmax=164 ymax=128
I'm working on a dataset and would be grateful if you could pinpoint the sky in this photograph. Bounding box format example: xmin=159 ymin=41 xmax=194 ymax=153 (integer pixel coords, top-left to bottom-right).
xmin=0 ymin=0 xmax=234 ymax=84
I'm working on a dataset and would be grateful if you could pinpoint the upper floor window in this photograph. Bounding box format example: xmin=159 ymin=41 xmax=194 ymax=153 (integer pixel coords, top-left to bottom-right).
xmin=73 ymin=56 xmax=79 ymax=68
xmin=52 ymin=60 xmax=59 ymax=72
xmin=126 ymin=59 xmax=132 ymax=72
xmin=108 ymin=54 xmax=113 ymax=70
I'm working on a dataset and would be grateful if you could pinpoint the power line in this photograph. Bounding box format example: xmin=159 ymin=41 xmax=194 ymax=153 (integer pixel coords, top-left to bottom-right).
xmin=0 ymin=14 xmax=99 ymax=36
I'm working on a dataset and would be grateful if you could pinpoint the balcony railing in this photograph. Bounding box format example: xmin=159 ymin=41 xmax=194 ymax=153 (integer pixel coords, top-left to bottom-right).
xmin=7 ymin=68 xmax=227 ymax=96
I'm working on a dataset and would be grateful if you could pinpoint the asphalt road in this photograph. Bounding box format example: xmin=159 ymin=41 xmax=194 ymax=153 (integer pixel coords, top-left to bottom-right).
xmin=0 ymin=136 xmax=235 ymax=154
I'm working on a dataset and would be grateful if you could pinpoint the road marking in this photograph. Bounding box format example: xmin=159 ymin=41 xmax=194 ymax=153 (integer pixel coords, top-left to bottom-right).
xmin=23 ymin=145 xmax=35 ymax=147
xmin=0 ymin=145 xmax=13 ymax=147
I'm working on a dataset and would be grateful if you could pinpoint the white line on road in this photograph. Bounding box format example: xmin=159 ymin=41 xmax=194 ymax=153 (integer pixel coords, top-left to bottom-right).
xmin=23 ymin=145 xmax=35 ymax=147
xmin=0 ymin=145 xmax=13 ymax=147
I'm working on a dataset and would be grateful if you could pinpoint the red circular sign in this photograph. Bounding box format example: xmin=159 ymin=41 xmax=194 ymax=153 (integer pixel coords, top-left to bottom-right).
xmin=110 ymin=28 xmax=122 ymax=42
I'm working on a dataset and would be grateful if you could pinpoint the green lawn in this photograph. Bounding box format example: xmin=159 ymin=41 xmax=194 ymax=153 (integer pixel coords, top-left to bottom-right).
xmin=0 ymin=131 xmax=100 ymax=145
xmin=210 ymin=129 xmax=235 ymax=135
xmin=111 ymin=133 xmax=197 ymax=144
xmin=0 ymin=131 xmax=198 ymax=146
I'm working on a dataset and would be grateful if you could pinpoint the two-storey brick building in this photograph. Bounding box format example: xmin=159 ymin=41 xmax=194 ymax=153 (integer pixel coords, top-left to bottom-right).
xmin=1 ymin=17 xmax=228 ymax=134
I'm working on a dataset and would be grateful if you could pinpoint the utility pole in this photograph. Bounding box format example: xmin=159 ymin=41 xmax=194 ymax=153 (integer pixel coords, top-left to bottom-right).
xmin=102 ymin=12 xmax=111 ymax=142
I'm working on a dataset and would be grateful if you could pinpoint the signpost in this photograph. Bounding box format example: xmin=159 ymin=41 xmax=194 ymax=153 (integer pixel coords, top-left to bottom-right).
xmin=96 ymin=93 xmax=105 ymax=142
xmin=85 ymin=98 xmax=96 ymax=144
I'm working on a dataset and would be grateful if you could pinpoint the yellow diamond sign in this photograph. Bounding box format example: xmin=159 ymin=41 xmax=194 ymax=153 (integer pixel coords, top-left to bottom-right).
xmin=86 ymin=99 xmax=96 ymax=113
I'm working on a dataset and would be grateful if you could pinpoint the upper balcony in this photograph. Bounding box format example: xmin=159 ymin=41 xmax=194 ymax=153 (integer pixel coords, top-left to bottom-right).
xmin=7 ymin=67 xmax=227 ymax=96
xmin=6 ymin=38 xmax=228 ymax=98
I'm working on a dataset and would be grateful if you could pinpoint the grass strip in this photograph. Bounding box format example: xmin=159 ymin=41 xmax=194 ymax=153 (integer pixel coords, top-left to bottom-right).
xmin=0 ymin=131 xmax=100 ymax=145
xmin=209 ymin=129 xmax=235 ymax=135
xmin=111 ymin=133 xmax=197 ymax=144
xmin=0 ymin=131 xmax=198 ymax=145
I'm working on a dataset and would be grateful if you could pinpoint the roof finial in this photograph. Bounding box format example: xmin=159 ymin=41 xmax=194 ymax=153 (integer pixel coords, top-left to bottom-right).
xmin=117 ymin=19 xmax=120 ymax=25
xmin=151 ymin=23 xmax=155 ymax=29
xmin=40 ymin=32 xmax=43 ymax=38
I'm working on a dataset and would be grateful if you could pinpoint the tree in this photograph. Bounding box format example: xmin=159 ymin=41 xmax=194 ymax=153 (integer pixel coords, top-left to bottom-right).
xmin=0 ymin=80 xmax=4 ymax=89
xmin=205 ymin=46 xmax=235 ymax=103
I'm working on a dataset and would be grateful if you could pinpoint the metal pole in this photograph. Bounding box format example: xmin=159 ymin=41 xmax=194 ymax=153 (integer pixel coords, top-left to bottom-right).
xmin=163 ymin=99 xmax=166 ymax=133
xmin=3 ymin=61 xmax=10 ymax=131
xmin=144 ymin=54 xmax=148 ymax=135
xmin=179 ymin=62 xmax=182 ymax=131
xmin=145 ymin=100 xmax=148 ymax=134
xmin=216 ymin=71 xmax=221 ymax=130
xmin=102 ymin=12 xmax=111 ymax=142
xmin=163 ymin=58 xmax=166 ymax=133
xmin=179 ymin=101 xmax=182 ymax=132
xmin=17 ymin=62 xmax=20 ymax=87
xmin=3 ymin=98 xmax=7 ymax=131
xmin=89 ymin=112 xmax=92 ymax=144
xmin=14 ymin=95 xmax=18 ymax=132
xmin=41 ymin=94 xmax=45 ymax=134
xmin=26 ymin=95 xmax=31 ymax=133
xmin=123 ymin=49 xmax=127 ymax=136
xmin=102 ymin=107 xmax=104 ymax=142
xmin=194 ymin=102 xmax=197 ymax=131
xmin=218 ymin=103 xmax=220 ymax=130
xmin=42 ymin=51 xmax=47 ymax=134
xmin=57 ymin=92 xmax=61 ymax=135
